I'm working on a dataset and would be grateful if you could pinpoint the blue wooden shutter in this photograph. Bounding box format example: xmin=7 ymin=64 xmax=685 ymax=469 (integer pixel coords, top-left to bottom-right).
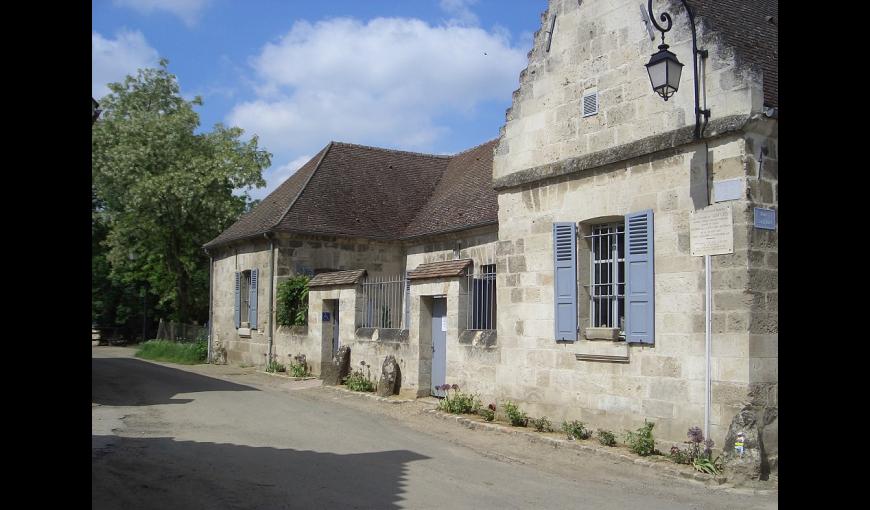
xmin=234 ymin=272 xmax=241 ymax=329
xmin=249 ymin=268 xmax=259 ymax=329
xmin=553 ymin=222 xmax=577 ymax=341
xmin=625 ymin=210 xmax=655 ymax=344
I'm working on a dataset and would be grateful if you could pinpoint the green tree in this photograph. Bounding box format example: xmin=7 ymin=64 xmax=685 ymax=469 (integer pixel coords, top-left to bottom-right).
xmin=92 ymin=60 xmax=270 ymax=325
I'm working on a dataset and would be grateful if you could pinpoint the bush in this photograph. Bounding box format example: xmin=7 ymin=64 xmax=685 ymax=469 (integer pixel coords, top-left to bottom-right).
xmin=436 ymin=384 xmax=481 ymax=414
xmin=136 ymin=339 xmax=208 ymax=364
xmin=480 ymin=403 xmax=496 ymax=422
xmin=669 ymin=426 xmax=723 ymax=475
xmin=624 ymin=421 xmax=659 ymax=456
xmin=597 ymin=429 xmax=617 ymax=447
xmin=266 ymin=358 xmax=285 ymax=373
xmin=562 ymin=420 xmax=591 ymax=440
xmin=532 ymin=416 xmax=553 ymax=432
xmin=345 ymin=362 xmax=374 ymax=392
xmin=276 ymin=276 xmax=310 ymax=327
xmin=288 ymin=353 xmax=310 ymax=377
xmin=503 ymin=401 xmax=528 ymax=427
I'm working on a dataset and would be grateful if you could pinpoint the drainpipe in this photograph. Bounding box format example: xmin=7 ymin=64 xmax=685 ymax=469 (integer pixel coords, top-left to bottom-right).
xmin=205 ymin=248 xmax=214 ymax=363
xmin=265 ymin=233 xmax=276 ymax=361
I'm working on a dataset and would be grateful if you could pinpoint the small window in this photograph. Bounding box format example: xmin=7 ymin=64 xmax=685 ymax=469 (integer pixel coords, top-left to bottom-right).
xmin=585 ymin=223 xmax=624 ymax=332
xmin=467 ymin=264 xmax=496 ymax=330
xmin=582 ymin=91 xmax=599 ymax=117
xmin=240 ymin=270 xmax=251 ymax=325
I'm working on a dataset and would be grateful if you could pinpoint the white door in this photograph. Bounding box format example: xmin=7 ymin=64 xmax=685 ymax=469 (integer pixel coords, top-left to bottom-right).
xmin=431 ymin=298 xmax=447 ymax=397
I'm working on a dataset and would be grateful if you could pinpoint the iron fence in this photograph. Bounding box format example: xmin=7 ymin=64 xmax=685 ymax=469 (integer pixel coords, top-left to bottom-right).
xmin=359 ymin=275 xmax=407 ymax=329
xmin=466 ymin=264 xmax=496 ymax=330
xmin=155 ymin=319 xmax=208 ymax=342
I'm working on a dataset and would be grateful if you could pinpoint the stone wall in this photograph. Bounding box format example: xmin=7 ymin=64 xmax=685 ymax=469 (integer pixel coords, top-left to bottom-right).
xmin=493 ymin=130 xmax=770 ymax=448
xmin=494 ymin=0 xmax=765 ymax=181
xmin=210 ymin=238 xmax=273 ymax=367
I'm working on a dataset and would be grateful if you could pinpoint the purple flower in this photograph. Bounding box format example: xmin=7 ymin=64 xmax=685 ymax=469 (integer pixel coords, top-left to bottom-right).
xmin=687 ymin=426 xmax=704 ymax=444
xmin=451 ymin=384 xmax=459 ymax=391
xmin=439 ymin=384 xmax=451 ymax=391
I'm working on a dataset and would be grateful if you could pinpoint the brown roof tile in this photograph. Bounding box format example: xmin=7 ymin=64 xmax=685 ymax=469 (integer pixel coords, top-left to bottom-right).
xmin=402 ymin=139 xmax=499 ymax=238
xmin=205 ymin=138 xmax=499 ymax=249
xmin=407 ymin=259 xmax=472 ymax=280
xmin=308 ymin=269 xmax=367 ymax=287
xmin=204 ymin=144 xmax=330 ymax=249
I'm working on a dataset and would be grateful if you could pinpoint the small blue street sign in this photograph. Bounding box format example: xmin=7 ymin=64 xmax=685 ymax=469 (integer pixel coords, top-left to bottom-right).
xmin=322 ymin=312 xmax=331 ymax=322
xmin=754 ymin=208 xmax=776 ymax=230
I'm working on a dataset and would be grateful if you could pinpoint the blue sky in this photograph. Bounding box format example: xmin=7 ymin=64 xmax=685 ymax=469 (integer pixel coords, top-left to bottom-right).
xmin=92 ymin=0 xmax=546 ymax=199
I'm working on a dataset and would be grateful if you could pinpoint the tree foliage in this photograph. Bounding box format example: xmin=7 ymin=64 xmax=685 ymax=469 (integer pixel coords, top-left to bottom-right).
xmin=92 ymin=60 xmax=271 ymax=326
xmin=276 ymin=276 xmax=310 ymax=327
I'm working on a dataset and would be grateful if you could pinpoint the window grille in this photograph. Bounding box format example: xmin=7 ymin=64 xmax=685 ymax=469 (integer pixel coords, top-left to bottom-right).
xmin=585 ymin=224 xmax=625 ymax=330
xmin=466 ymin=264 xmax=496 ymax=330
xmin=359 ymin=274 xmax=406 ymax=329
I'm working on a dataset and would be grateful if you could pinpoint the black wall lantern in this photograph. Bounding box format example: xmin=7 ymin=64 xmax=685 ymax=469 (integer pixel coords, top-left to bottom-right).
xmin=645 ymin=0 xmax=710 ymax=139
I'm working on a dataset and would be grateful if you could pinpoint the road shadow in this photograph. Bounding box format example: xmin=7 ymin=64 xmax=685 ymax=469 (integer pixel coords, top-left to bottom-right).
xmin=92 ymin=357 xmax=258 ymax=406
xmin=92 ymin=435 xmax=428 ymax=510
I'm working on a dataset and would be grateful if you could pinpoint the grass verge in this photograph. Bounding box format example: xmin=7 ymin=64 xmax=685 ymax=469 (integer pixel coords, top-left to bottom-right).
xmin=135 ymin=339 xmax=207 ymax=365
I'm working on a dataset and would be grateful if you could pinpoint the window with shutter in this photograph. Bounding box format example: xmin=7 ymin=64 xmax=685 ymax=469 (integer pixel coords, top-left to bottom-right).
xmin=239 ymin=270 xmax=251 ymax=325
xmin=234 ymin=272 xmax=241 ymax=329
xmin=553 ymin=222 xmax=578 ymax=341
xmin=249 ymin=268 xmax=258 ymax=330
xmin=625 ymin=210 xmax=655 ymax=344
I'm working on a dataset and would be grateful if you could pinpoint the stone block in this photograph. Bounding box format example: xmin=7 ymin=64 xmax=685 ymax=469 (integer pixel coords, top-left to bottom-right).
xmin=642 ymin=399 xmax=675 ymax=419
xmin=641 ymin=356 xmax=681 ymax=378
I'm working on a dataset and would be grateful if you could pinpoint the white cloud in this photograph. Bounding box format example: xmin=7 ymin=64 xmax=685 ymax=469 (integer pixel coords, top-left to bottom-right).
xmin=227 ymin=17 xmax=527 ymax=156
xmin=113 ymin=0 xmax=211 ymax=27
xmin=440 ymin=0 xmax=479 ymax=26
xmin=92 ymin=30 xmax=160 ymax=100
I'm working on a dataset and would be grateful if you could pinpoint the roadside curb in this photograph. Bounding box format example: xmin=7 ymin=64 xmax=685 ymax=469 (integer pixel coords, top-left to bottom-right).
xmin=256 ymin=370 xmax=318 ymax=381
xmin=322 ymin=384 xmax=424 ymax=405
xmin=423 ymin=409 xmax=781 ymax=493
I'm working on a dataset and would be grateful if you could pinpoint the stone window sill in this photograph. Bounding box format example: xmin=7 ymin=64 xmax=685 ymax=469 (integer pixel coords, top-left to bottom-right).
xmin=584 ymin=327 xmax=621 ymax=341
xmin=238 ymin=327 xmax=251 ymax=338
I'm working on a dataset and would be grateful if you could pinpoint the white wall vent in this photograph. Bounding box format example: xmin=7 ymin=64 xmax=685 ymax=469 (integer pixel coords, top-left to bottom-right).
xmin=582 ymin=91 xmax=598 ymax=117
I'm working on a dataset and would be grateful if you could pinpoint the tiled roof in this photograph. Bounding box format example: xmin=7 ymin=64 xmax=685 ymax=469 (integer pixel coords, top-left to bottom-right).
xmin=205 ymin=139 xmax=499 ymax=249
xmin=402 ymin=140 xmax=499 ymax=238
xmin=308 ymin=269 xmax=367 ymax=287
xmin=203 ymin=144 xmax=330 ymax=249
xmin=274 ymin=142 xmax=449 ymax=239
xmin=407 ymin=259 xmax=473 ymax=280
xmin=690 ymin=0 xmax=778 ymax=108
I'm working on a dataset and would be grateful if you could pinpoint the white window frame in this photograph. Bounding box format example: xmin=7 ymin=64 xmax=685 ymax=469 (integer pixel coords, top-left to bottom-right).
xmin=584 ymin=223 xmax=625 ymax=333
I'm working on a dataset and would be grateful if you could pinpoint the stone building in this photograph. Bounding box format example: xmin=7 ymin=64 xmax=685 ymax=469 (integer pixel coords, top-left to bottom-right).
xmin=204 ymin=0 xmax=777 ymax=474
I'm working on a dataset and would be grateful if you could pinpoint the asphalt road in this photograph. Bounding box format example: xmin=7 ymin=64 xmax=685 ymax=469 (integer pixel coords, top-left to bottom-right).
xmin=92 ymin=347 xmax=777 ymax=509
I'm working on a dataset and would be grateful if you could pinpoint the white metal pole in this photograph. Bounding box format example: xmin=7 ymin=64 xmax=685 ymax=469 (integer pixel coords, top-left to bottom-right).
xmin=704 ymin=254 xmax=712 ymax=439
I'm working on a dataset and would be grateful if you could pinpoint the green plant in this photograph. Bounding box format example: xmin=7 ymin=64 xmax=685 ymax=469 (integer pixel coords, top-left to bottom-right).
xmin=503 ymin=401 xmax=528 ymax=427
xmin=436 ymin=384 xmax=482 ymax=414
xmin=532 ymin=416 xmax=553 ymax=432
xmin=562 ymin=420 xmax=591 ymax=440
xmin=480 ymin=403 xmax=496 ymax=422
xmin=288 ymin=353 xmax=310 ymax=377
xmin=624 ymin=421 xmax=659 ymax=457
xmin=669 ymin=426 xmax=722 ymax=474
xmin=345 ymin=361 xmax=375 ymax=392
xmin=693 ymin=456 xmax=723 ymax=475
xmin=265 ymin=356 xmax=285 ymax=373
xmin=276 ymin=276 xmax=310 ymax=327
xmin=597 ymin=429 xmax=617 ymax=447
xmin=135 ymin=340 xmax=208 ymax=364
